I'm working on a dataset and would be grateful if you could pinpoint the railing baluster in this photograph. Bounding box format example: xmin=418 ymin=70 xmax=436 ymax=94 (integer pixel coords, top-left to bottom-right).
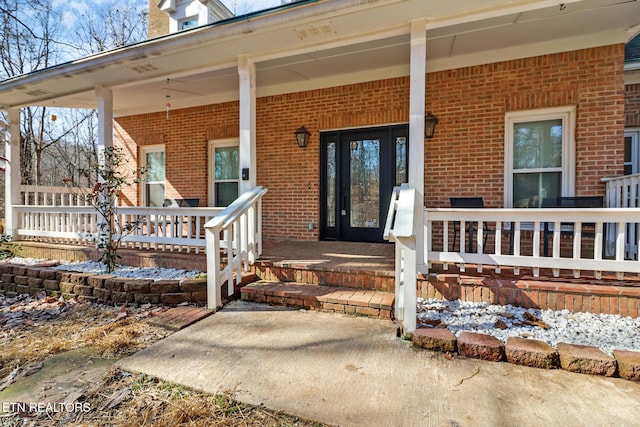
xmin=572 ymin=222 xmax=582 ymax=278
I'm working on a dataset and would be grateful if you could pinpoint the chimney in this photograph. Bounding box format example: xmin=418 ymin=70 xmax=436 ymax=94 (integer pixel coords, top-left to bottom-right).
xmin=148 ymin=0 xmax=170 ymax=38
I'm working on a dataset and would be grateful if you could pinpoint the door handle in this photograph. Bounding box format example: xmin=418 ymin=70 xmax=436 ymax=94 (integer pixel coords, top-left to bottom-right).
xmin=341 ymin=193 xmax=347 ymax=216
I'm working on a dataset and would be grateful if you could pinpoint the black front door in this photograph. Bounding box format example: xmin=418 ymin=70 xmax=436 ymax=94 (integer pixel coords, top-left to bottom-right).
xmin=320 ymin=125 xmax=408 ymax=242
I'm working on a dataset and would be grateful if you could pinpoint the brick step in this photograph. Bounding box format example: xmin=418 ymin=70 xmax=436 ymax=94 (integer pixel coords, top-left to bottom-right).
xmin=241 ymin=281 xmax=394 ymax=319
xmin=147 ymin=306 xmax=213 ymax=331
xmin=251 ymin=263 xmax=394 ymax=292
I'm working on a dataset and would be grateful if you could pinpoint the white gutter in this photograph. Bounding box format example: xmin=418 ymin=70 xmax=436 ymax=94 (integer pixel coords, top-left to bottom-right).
xmin=0 ymin=0 xmax=388 ymax=93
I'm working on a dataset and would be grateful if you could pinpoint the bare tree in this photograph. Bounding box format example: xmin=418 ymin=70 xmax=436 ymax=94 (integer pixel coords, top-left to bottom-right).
xmin=0 ymin=0 xmax=147 ymax=189
xmin=41 ymin=110 xmax=98 ymax=187
xmin=0 ymin=0 xmax=73 ymax=185
xmin=73 ymin=3 xmax=147 ymax=54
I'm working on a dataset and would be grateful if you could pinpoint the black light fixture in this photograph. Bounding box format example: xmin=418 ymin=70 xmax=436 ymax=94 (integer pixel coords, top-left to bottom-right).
xmin=425 ymin=112 xmax=439 ymax=138
xmin=295 ymin=126 xmax=311 ymax=148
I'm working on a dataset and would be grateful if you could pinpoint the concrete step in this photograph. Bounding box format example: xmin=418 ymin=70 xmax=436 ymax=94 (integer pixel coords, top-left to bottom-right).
xmin=241 ymin=281 xmax=394 ymax=319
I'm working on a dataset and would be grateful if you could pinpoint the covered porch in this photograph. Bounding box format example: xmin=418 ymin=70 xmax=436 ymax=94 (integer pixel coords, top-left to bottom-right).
xmin=2 ymin=0 xmax=640 ymax=335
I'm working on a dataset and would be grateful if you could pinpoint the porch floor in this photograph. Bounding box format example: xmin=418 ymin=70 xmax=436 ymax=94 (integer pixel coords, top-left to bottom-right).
xmin=259 ymin=239 xmax=395 ymax=273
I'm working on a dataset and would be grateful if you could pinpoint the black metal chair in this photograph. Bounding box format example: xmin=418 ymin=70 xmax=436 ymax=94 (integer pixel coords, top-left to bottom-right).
xmin=162 ymin=198 xmax=200 ymax=237
xmin=540 ymin=196 xmax=604 ymax=256
xmin=450 ymin=197 xmax=493 ymax=252
xmin=163 ymin=198 xmax=200 ymax=208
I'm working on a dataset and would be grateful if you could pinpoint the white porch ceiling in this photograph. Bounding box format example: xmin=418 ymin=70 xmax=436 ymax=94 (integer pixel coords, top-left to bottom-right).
xmin=0 ymin=0 xmax=638 ymax=117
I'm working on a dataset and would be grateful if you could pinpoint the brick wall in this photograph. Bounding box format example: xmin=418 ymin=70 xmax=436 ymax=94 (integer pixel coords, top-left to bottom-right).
xmin=256 ymin=79 xmax=410 ymax=239
xmin=148 ymin=0 xmax=169 ymax=39
xmin=115 ymin=44 xmax=625 ymax=241
xmin=116 ymin=102 xmax=239 ymax=207
xmin=626 ymin=84 xmax=640 ymax=127
xmin=426 ymin=45 xmax=625 ymax=207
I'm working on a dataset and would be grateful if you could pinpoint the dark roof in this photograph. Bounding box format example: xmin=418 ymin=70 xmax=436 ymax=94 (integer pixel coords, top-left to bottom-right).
xmin=626 ymin=34 xmax=640 ymax=63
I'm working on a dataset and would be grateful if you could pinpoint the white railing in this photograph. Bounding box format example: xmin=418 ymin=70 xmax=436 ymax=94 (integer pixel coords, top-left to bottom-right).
xmin=383 ymin=184 xmax=417 ymax=335
xmin=21 ymin=185 xmax=90 ymax=207
xmin=205 ymin=186 xmax=267 ymax=310
xmin=15 ymin=205 xmax=223 ymax=253
xmin=603 ymin=173 xmax=640 ymax=259
xmin=116 ymin=206 xmax=222 ymax=253
xmin=426 ymin=207 xmax=640 ymax=280
xmin=15 ymin=205 xmax=97 ymax=244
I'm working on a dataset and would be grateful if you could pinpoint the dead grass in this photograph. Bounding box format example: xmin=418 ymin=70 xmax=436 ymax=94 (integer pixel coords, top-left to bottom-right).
xmin=42 ymin=369 xmax=324 ymax=427
xmin=0 ymin=297 xmax=328 ymax=426
xmin=0 ymin=303 xmax=170 ymax=380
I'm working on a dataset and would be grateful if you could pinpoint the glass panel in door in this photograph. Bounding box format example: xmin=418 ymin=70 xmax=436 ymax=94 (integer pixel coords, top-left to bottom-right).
xmin=349 ymin=139 xmax=380 ymax=228
xmin=326 ymin=142 xmax=337 ymax=228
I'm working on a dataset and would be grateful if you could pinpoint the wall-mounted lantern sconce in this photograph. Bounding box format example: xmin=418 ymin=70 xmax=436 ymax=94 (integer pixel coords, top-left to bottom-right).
xmin=425 ymin=112 xmax=439 ymax=138
xmin=295 ymin=126 xmax=311 ymax=148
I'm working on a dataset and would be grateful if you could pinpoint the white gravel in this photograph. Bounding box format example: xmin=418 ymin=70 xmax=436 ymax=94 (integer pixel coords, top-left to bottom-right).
xmin=3 ymin=257 xmax=202 ymax=281
xmin=417 ymin=298 xmax=640 ymax=356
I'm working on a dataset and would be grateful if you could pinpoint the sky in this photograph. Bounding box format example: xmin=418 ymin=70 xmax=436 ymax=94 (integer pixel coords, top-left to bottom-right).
xmin=52 ymin=0 xmax=286 ymax=32
xmin=220 ymin=0 xmax=283 ymax=15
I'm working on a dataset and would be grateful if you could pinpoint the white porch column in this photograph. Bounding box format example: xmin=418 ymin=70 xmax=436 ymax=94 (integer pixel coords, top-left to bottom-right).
xmin=409 ymin=19 xmax=426 ymax=267
xmin=95 ymin=86 xmax=114 ymax=150
xmin=238 ymin=55 xmax=257 ymax=194
xmin=4 ymin=108 xmax=21 ymax=237
xmin=399 ymin=18 xmax=426 ymax=335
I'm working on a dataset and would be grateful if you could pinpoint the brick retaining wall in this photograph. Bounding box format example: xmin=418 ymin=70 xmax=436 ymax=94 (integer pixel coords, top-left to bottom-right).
xmin=413 ymin=329 xmax=640 ymax=382
xmin=419 ymin=273 xmax=640 ymax=318
xmin=0 ymin=263 xmax=207 ymax=306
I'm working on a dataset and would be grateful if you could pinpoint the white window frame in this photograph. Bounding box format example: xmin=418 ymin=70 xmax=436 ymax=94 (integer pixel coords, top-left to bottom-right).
xmin=140 ymin=144 xmax=166 ymax=207
xmin=178 ymin=15 xmax=199 ymax=31
xmin=625 ymin=129 xmax=640 ymax=175
xmin=208 ymin=138 xmax=239 ymax=207
xmin=504 ymin=106 xmax=576 ymax=208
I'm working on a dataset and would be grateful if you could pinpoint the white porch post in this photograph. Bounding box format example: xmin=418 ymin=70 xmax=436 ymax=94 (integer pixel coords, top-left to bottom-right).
xmin=238 ymin=55 xmax=257 ymax=194
xmin=409 ymin=18 xmax=426 ymax=263
xmin=4 ymin=108 xmax=21 ymax=238
xmin=403 ymin=18 xmax=427 ymax=334
xmin=96 ymin=86 xmax=114 ymax=151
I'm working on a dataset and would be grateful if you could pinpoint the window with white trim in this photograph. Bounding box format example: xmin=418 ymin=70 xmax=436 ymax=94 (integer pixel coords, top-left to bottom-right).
xmin=624 ymin=130 xmax=640 ymax=175
xmin=504 ymin=106 xmax=576 ymax=207
xmin=209 ymin=139 xmax=239 ymax=207
xmin=141 ymin=145 xmax=166 ymax=207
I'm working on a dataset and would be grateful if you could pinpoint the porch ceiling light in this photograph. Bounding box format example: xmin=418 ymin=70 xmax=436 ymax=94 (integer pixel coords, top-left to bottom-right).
xmin=295 ymin=126 xmax=311 ymax=148
xmin=425 ymin=112 xmax=439 ymax=139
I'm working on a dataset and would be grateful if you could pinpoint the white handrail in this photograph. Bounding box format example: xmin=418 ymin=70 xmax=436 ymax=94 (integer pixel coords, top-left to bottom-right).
xmin=384 ymin=184 xmax=417 ymax=335
xmin=205 ymin=186 xmax=268 ymax=310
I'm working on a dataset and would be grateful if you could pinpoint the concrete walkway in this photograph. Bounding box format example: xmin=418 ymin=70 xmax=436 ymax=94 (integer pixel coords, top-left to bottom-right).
xmin=119 ymin=301 xmax=640 ymax=427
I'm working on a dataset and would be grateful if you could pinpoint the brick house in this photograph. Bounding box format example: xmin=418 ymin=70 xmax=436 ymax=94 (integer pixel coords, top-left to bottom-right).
xmin=1 ymin=0 xmax=640 ymax=330
xmin=116 ymin=1 xmax=639 ymax=244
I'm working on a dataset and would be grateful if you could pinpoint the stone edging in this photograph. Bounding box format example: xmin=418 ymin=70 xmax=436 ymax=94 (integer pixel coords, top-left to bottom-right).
xmin=0 ymin=264 xmax=207 ymax=306
xmin=413 ymin=328 xmax=640 ymax=382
